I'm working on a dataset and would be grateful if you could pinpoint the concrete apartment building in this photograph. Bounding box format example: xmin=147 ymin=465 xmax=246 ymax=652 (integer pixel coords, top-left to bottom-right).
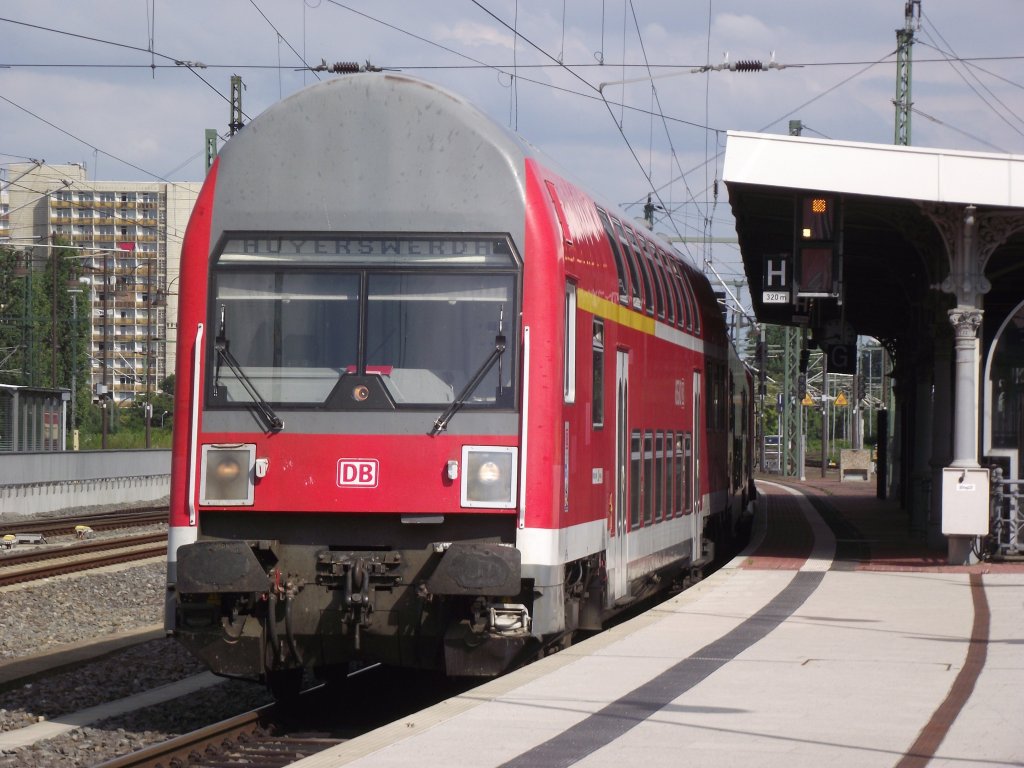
xmin=1 ymin=161 xmax=200 ymax=405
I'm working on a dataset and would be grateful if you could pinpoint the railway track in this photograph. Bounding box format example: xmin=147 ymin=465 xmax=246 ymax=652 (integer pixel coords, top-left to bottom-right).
xmin=0 ymin=506 xmax=167 ymax=540
xmin=0 ymin=533 xmax=166 ymax=587
xmin=94 ymin=701 xmax=347 ymax=768
xmin=90 ymin=667 xmax=477 ymax=768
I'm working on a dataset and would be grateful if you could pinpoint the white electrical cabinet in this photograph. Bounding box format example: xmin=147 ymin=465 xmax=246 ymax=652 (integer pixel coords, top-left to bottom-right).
xmin=941 ymin=467 xmax=990 ymax=536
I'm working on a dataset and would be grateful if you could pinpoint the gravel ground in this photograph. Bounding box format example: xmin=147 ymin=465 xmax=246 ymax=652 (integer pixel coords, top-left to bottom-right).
xmin=0 ymin=558 xmax=274 ymax=767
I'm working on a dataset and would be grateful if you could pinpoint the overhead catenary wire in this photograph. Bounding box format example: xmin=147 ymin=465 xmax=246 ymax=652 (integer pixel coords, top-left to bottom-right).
xmin=467 ymin=1 xmax=693 ymax=255
xmin=0 ymin=93 xmax=198 ymax=193
xmin=917 ymin=20 xmax=1024 ymax=139
xmin=5 ymin=55 xmax=1024 ymax=71
xmin=0 ymin=15 xmax=249 ymax=122
xmin=3 ymin=6 xmax=1019 ymax=232
xmin=247 ymin=0 xmax=321 ymax=82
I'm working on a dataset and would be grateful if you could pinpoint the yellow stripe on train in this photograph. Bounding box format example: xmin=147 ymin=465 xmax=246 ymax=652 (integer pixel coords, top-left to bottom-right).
xmin=576 ymin=290 xmax=655 ymax=335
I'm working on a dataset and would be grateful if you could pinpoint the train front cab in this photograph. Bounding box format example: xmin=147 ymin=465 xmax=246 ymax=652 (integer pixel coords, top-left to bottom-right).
xmin=168 ymin=229 xmax=545 ymax=692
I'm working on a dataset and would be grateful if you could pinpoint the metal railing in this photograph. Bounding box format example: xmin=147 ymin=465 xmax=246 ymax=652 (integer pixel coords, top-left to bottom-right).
xmin=986 ymin=467 xmax=1024 ymax=559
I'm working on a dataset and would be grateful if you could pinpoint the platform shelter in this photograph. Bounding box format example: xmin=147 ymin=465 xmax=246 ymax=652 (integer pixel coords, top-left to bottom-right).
xmin=723 ymin=132 xmax=1024 ymax=563
xmin=0 ymin=383 xmax=69 ymax=452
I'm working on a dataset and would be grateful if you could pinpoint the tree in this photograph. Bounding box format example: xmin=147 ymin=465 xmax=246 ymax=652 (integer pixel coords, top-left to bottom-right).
xmin=36 ymin=239 xmax=88 ymax=392
xmin=0 ymin=242 xmax=87 ymax=394
xmin=0 ymin=247 xmax=27 ymax=385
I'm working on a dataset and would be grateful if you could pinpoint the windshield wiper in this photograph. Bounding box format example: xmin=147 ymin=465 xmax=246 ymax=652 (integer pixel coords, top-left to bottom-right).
xmin=429 ymin=331 xmax=506 ymax=436
xmin=214 ymin=304 xmax=284 ymax=433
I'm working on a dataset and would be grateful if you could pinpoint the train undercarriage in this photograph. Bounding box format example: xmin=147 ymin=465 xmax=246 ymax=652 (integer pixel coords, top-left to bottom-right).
xmin=171 ymin=503 xmax=749 ymax=697
xmin=174 ymin=536 xmax=536 ymax=693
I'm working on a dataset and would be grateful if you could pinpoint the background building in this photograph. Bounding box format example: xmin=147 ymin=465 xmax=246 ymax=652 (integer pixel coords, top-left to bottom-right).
xmin=1 ymin=162 xmax=199 ymax=404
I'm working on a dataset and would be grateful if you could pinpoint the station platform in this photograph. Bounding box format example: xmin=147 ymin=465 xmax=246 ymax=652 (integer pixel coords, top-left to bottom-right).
xmin=296 ymin=475 xmax=1024 ymax=768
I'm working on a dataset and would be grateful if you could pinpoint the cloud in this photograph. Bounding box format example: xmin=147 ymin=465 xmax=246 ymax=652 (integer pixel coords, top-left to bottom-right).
xmin=431 ymin=20 xmax=515 ymax=51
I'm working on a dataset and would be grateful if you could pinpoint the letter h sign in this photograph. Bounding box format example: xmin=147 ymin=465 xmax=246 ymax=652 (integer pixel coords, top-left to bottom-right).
xmin=761 ymin=254 xmax=792 ymax=304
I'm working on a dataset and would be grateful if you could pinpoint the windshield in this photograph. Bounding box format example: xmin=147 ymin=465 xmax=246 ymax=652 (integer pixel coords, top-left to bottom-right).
xmin=208 ymin=236 xmax=518 ymax=409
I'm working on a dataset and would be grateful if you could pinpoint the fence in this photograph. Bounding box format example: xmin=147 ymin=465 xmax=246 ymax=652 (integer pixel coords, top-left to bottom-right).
xmin=988 ymin=466 xmax=1024 ymax=558
xmin=0 ymin=449 xmax=170 ymax=518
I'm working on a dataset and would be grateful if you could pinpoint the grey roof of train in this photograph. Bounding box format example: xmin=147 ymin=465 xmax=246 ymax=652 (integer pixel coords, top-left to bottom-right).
xmin=209 ymin=73 xmax=530 ymax=250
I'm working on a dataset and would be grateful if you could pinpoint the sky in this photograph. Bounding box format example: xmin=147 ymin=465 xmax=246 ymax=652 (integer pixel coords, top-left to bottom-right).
xmin=2 ymin=0 xmax=1023 ymax=297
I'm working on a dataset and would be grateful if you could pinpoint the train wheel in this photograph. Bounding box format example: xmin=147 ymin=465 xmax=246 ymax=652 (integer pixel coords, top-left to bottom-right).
xmin=267 ymin=667 xmax=304 ymax=702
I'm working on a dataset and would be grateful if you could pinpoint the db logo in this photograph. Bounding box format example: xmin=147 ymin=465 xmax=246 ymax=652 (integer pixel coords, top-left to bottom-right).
xmin=337 ymin=459 xmax=379 ymax=488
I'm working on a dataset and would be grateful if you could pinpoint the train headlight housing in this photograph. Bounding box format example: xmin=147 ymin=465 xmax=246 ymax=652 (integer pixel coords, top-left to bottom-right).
xmin=461 ymin=446 xmax=518 ymax=508
xmin=200 ymin=444 xmax=256 ymax=505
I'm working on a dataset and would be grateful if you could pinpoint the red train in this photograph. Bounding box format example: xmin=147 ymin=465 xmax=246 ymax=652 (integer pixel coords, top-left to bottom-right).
xmin=166 ymin=73 xmax=755 ymax=697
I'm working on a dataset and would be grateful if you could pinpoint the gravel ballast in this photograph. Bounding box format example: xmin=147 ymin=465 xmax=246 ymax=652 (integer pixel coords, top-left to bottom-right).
xmin=0 ymin=559 xmax=274 ymax=767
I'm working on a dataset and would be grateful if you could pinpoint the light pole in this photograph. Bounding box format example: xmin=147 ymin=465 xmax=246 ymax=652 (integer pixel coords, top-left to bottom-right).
xmin=99 ymin=390 xmax=109 ymax=449
xmin=67 ymin=287 xmax=82 ymax=450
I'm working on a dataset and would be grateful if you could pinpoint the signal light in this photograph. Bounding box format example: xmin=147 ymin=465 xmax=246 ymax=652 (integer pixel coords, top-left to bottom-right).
xmin=795 ymin=194 xmax=840 ymax=298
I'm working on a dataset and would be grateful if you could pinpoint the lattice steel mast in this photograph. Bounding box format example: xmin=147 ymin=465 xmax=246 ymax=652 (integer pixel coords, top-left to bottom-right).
xmin=894 ymin=1 xmax=921 ymax=146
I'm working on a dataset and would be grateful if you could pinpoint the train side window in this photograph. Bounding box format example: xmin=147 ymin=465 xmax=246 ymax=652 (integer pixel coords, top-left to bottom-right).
xmin=668 ymin=261 xmax=689 ymax=330
xmin=564 ymin=282 xmax=577 ymax=404
xmin=729 ymin=372 xmax=736 ymax=433
xmin=630 ymin=430 xmax=642 ymax=529
xmin=623 ymin=226 xmax=654 ymax=316
xmin=643 ymin=243 xmax=667 ymax=321
xmin=682 ymin=274 xmax=701 ymax=335
xmin=674 ymin=433 xmax=686 ymax=515
xmin=654 ymin=431 xmax=665 ymax=522
xmin=678 ymin=270 xmax=694 ymax=333
xmin=647 ymin=246 xmax=670 ymax=322
xmin=596 ymin=207 xmax=629 ymax=305
xmin=708 ymin=363 xmax=720 ymax=431
xmin=658 ymin=249 xmax=681 ymax=326
xmin=682 ymin=432 xmax=693 ymax=514
xmin=643 ymin=430 xmax=655 ymax=525
xmin=612 ymin=219 xmax=643 ymax=311
xmin=721 ymin=367 xmax=728 ymax=431
xmin=592 ymin=319 xmax=605 ymax=428
xmin=666 ymin=433 xmax=676 ymax=518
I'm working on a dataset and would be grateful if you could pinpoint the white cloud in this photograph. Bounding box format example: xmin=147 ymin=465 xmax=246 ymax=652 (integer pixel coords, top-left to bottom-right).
xmin=431 ymin=20 xmax=515 ymax=51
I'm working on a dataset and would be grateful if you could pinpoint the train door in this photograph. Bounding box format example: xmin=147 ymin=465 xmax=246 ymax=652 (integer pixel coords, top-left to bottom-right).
xmin=691 ymin=369 xmax=703 ymax=560
xmin=608 ymin=349 xmax=630 ymax=606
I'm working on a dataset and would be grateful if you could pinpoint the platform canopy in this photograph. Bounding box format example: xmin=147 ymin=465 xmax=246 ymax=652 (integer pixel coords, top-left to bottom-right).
xmin=722 ymin=130 xmax=1024 ymax=347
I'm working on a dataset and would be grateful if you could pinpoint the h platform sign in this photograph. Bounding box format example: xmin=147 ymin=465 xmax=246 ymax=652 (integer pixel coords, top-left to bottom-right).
xmin=762 ymin=254 xmax=791 ymax=304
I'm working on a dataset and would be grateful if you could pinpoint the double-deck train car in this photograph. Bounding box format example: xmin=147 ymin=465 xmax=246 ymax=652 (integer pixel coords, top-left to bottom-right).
xmin=166 ymin=73 xmax=754 ymax=696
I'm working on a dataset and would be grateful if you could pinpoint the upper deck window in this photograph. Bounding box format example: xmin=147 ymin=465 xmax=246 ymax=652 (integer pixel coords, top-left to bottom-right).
xmin=612 ymin=220 xmax=645 ymax=312
xmin=620 ymin=225 xmax=654 ymax=317
xmin=596 ymin=208 xmax=634 ymax=307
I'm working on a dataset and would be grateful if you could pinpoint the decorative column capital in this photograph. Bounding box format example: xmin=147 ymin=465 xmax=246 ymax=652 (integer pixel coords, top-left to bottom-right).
xmin=948 ymin=307 xmax=983 ymax=340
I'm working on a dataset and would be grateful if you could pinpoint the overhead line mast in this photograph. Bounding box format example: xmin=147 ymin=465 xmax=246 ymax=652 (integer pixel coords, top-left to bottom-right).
xmin=894 ymin=0 xmax=921 ymax=146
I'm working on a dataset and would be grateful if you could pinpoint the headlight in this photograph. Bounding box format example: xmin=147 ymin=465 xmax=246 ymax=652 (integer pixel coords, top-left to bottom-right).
xmin=200 ymin=444 xmax=256 ymax=505
xmin=461 ymin=446 xmax=517 ymax=508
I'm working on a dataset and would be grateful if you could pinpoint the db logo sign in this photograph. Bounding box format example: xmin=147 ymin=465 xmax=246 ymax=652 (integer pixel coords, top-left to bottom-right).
xmin=337 ymin=459 xmax=379 ymax=488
